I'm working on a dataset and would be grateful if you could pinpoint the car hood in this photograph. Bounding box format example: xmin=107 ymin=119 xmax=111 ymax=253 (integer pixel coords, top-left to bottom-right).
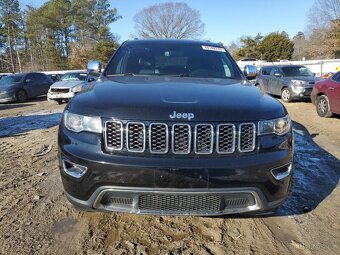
xmin=50 ymin=80 xmax=84 ymax=88
xmin=67 ymin=76 xmax=287 ymax=122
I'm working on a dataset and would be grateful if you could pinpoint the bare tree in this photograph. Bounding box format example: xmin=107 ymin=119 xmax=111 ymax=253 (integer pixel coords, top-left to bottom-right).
xmin=308 ymin=0 xmax=340 ymax=30
xmin=305 ymin=0 xmax=340 ymax=59
xmin=133 ymin=2 xmax=204 ymax=39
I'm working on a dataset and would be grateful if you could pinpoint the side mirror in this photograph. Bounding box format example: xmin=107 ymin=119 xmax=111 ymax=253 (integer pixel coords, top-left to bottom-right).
xmin=244 ymin=65 xmax=257 ymax=79
xmin=88 ymin=77 xmax=96 ymax=82
xmin=87 ymin=60 xmax=102 ymax=74
xmin=274 ymin=73 xmax=282 ymax=78
xmin=312 ymin=73 xmax=316 ymax=77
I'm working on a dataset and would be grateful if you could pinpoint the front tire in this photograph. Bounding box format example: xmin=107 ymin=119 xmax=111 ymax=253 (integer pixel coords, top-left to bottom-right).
xmin=17 ymin=90 xmax=28 ymax=103
xmin=281 ymin=87 xmax=292 ymax=102
xmin=316 ymin=95 xmax=333 ymax=117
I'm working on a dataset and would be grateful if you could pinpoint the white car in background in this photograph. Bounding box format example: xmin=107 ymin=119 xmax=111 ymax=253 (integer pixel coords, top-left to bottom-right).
xmin=237 ymin=58 xmax=267 ymax=72
xmin=47 ymin=71 xmax=97 ymax=104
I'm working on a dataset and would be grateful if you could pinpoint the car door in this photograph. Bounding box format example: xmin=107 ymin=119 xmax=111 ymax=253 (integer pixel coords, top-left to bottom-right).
xmin=36 ymin=73 xmax=53 ymax=95
xmin=23 ymin=73 xmax=38 ymax=98
xmin=259 ymin=67 xmax=271 ymax=92
xmin=269 ymin=67 xmax=282 ymax=95
xmin=329 ymin=73 xmax=340 ymax=113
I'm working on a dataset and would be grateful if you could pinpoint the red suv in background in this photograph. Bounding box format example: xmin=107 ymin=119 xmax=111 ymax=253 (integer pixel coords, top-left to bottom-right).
xmin=311 ymin=71 xmax=340 ymax=117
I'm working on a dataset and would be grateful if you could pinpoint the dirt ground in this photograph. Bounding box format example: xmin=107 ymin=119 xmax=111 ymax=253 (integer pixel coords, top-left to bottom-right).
xmin=0 ymin=97 xmax=339 ymax=255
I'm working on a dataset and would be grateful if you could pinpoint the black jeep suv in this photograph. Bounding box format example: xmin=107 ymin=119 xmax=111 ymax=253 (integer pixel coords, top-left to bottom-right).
xmin=58 ymin=39 xmax=294 ymax=216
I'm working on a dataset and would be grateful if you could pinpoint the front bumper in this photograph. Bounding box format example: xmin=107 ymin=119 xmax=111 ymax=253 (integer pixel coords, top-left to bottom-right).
xmin=47 ymin=91 xmax=75 ymax=101
xmin=0 ymin=91 xmax=16 ymax=102
xmin=291 ymin=86 xmax=313 ymax=99
xmin=58 ymin=126 xmax=294 ymax=215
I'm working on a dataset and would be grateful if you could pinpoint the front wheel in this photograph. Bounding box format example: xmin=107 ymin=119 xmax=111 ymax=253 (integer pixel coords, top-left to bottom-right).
xmin=316 ymin=95 xmax=333 ymax=118
xmin=17 ymin=90 xmax=28 ymax=103
xmin=281 ymin=88 xmax=292 ymax=102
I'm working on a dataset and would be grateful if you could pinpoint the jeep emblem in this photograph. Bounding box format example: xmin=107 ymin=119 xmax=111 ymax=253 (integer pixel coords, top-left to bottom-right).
xmin=169 ymin=111 xmax=194 ymax=120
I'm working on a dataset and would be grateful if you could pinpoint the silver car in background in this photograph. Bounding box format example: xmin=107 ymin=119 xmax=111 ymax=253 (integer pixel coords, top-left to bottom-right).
xmin=47 ymin=72 xmax=97 ymax=104
xmin=255 ymin=65 xmax=323 ymax=102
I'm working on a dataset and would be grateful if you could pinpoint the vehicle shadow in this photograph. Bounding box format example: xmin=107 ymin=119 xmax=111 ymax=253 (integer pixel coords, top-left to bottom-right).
xmin=276 ymin=121 xmax=340 ymax=216
xmin=0 ymin=103 xmax=35 ymax=111
xmin=222 ymin=120 xmax=340 ymax=219
xmin=0 ymin=96 xmax=49 ymax=111
xmin=0 ymin=112 xmax=62 ymax=137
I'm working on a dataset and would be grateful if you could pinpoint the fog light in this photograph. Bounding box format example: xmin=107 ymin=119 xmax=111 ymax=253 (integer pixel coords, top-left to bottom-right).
xmin=62 ymin=158 xmax=87 ymax=178
xmin=271 ymin=163 xmax=292 ymax=181
xmin=299 ymin=93 xmax=304 ymax=97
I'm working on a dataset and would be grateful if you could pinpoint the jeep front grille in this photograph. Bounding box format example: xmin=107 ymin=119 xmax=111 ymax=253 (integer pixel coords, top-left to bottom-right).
xmin=126 ymin=122 xmax=146 ymax=152
xmin=238 ymin=123 xmax=256 ymax=152
xmin=105 ymin=121 xmax=123 ymax=150
xmin=217 ymin=124 xmax=236 ymax=154
xmin=172 ymin=124 xmax=191 ymax=154
xmin=195 ymin=124 xmax=213 ymax=154
xmin=104 ymin=121 xmax=256 ymax=155
xmin=149 ymin=123 xmax=168 ymax=153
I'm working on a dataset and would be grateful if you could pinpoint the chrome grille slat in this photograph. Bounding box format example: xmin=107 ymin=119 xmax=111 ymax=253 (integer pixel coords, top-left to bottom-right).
xmin=195 ymin=124 xmax=213 ymax=154
xmin=126 ymin=122 xmax=146 ymax=152
xmin=238 ymin=123 xmax=256 ymax=152
xmin=217 ymin=124 xmax=236 ymax=154
xmin=172 ymin=124 xmax=191 ymax=154
xmin=104 ymin=121 xmax=256 ymax=154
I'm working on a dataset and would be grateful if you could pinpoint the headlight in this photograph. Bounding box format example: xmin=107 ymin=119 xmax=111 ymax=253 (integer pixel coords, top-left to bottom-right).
xmin=64 ymin=111 xmax=102 ymax=133
xmin=72 ymin=84 xmax=83 ymax=92
xmin=291 ymin=80 xmax=305 ymax=86
xmin=258 ymin=115 xmax=291 ymax=136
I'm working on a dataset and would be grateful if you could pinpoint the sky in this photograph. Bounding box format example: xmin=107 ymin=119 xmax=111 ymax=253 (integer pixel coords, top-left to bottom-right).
xmin=20 ymin=0 xmax=316 ymax=45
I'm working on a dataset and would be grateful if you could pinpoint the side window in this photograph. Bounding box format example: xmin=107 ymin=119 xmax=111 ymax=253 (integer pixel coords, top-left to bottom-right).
xmin=270 ymin=67 xmax=280 ymax=76
xmin=33 ymin=74 xmax=45 ymax=84
xmin=331 ymin=72 xmax=340 ymax=82
xmin=25 ymin=74 xmax=35 ymax=83
xmin=262 ymin=67 xmax=272 ymax=75
xmin=261 ymin=68 xmax=271 ymax=75
xmin=41 ymin=74 xmax=53 ymax=83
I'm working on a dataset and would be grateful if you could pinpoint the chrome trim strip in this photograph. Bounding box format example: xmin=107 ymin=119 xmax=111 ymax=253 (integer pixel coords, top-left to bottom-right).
xmin=238 ymin=123 xmax=256 ymax=152
xmin=172 ymin=123 xmax=191 ymax=154
xmin=126 ymin=122 xmax=146 ymax=153
xmin=91 ymin=186 xmax=264 ymax=216
xmin=149 ymin=123 xmax=169 ymax=154
xmin=216 ymin=124 xmax=236 ymax=154
xmin=104 ymin=120 xmax=123 ymax=151
xmin=62 ymin=157 xmax=88 ymax=178
xmin=194 ymin=124 xmax=214 ymax=154
xmin=270 ymin=163 xmax=293 ymax=181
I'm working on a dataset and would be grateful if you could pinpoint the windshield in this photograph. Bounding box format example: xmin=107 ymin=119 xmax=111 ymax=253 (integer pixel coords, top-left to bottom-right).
xmin=0 ymin=74 xmax=24 ymax=86
xmin=105 ymin=43 xmax=242 ymax=80
xmin=282 ymin=66 xmax=314 ymax=77
xmin=60 ymin=73 xmax=87 ymax=81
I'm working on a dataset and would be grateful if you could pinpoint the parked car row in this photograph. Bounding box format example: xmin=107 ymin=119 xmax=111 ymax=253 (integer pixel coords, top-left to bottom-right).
xmin=254 ymin=65 xmax=340 ymax=118
xmin=0 ymin=71 xmax=97 ymax=104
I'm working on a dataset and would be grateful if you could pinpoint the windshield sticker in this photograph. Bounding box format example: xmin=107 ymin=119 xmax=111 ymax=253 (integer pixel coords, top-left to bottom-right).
xmin=202 ymin=45 xmax=226 ymax=52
